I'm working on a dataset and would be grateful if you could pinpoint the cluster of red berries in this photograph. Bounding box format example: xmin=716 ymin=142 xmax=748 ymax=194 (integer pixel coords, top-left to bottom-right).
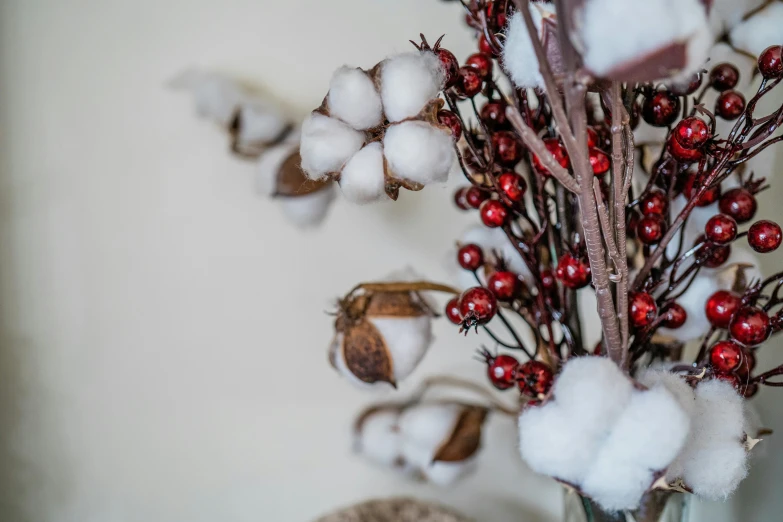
xmin=479 ymin=349 xmax=554 ymax=398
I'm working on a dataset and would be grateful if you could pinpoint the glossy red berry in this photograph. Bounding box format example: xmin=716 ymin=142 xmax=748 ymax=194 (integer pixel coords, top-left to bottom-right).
xmin=466 ymin=53 xmax=493 ymax=80
xmin=748 ymin=220 xmax=782 ymax=253
xmin=589 ymin=148 xmax=611 ymax=175
xmin=661 ymin=303 xmax=687 ymax=329
xmin=459 ymin=287 xmax=498 ymax=327
xmin=709 ymin=340 xmax=744 ymax=373
xmin=486 ymin=2 xmax=508 ymax=28
xmin=492 ymin=131 xmax=523 ymax=166
xmin=674 ymin=117 xmax=710 ymax=149
xmin=729 ymin=306 xmax=771 ymax=346
xmin=556 ymin=254 xmax=592 ymax=289
xmin=533 ymin=138 xmax=570 ymax=175
xmin=716 ymin=90 xmax=745 ymax=120
xmin=478 ymin=34 xmax=493 ymax=55
xmin=629 ymin=292 xmax=658 ymax=328
xmin=540 ymin=269 xmax=556 ymax=291
xmin=586 ymin=127 xmax=600 ymax=148
xmin=759 ymin=45 xmax=783 ymax=79
xmin=640 ymin=189 xmax=668 ymax=216
xmin=436 ymin=48 xmax=460 ymax=89
xmin=642 ymin=91 xmax=680 ymax=127
xmin=705 ymin=214 xmax=738 ymax=244
xmin=465 ymin=186 xmax=490 ymax=209
xmin=710 ymin=63 xmax=740 ymax=91
xmin=637 ymin=215 xmax=666 ymax=245
xmin=437 ymin=110 xmax=462 ymax=141
xmin=485 ymin=353 xmax=519 ymax=390
xmin=445 ymin=297 xmax=462 ymax=324
xmin=518 ymin=361 xmax=554 ymax=397
xmin=702 ymin=242 xmax=732 ymax=268
xmin=454 ymin=187 xmax=471 ymax=210
xmin=735 ymin=348 xmax=757 ymax=378
xmin=705 ymin=290 xmax=741 ymax=329
xmin=457 ymin=66 xmax=483 ymax=97
xmin=481 ymin=101 xmax=507 ymax=128
xmin=457 ymin=243 xmax=484 ymax=271
xmin=719 ymin=188 xmax=757 ymax=223
xmin=480 ymin=199 xmax=509 ymax=228
xmin=668 ymin=136 xmax=704 ymax=163
xmin=498 ymin=172 xmax=527 ymax=202
xmin=487 ymin=271 xmax=520 ymax=301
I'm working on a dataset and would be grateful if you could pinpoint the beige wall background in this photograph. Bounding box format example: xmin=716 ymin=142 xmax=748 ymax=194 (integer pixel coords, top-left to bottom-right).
xmin=0 ymin=1 xmax=780 ymax=521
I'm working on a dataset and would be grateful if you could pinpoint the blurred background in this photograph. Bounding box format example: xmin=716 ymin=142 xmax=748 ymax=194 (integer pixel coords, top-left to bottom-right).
xmin=0 ymin=1 xmax=780 ymax=521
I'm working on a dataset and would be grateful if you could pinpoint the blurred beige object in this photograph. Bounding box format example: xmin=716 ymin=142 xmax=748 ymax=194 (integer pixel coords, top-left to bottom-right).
xmin=314 ymin=498 xmax=472 ymax=522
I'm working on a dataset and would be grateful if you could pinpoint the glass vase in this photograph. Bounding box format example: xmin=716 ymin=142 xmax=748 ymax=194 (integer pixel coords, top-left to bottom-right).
xmin=563 ymin=489 xmax=690 ymax=522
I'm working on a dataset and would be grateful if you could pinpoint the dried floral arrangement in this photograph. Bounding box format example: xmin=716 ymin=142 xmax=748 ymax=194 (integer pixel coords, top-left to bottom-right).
xmin=177 ymin=0 xmax=783 ymax=519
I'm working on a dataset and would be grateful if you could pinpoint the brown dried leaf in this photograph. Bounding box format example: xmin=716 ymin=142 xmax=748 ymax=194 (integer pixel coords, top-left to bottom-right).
xmin=433 ymin=405 xmax=489 ymax=463
xmin=601 ymin=42 xmax=689 ymax=83
xmin=343 ymin=320 xmax=396 ymax=386
xmin=274 ymin=151 xmax=333 ymax=197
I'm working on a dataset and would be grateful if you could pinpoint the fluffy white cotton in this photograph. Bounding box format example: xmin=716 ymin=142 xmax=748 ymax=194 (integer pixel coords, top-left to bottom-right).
xmin=338 ymin=142 xmax=387 ymax=204
xmin=502 ymin=3 xmax=555 ymax=88
xmin=637 ymin=369 xmax=698 ymax=418
xmin=683 ymin=444 xmax=749 ymax=498
xmin=730 ymin=2 xmax=783 ymax=57
xmin=255 ymin=133 xmax=300 ymax=197
xmin=384 ymin=121 xmax=455 ymax=185
xmin=280 ymin=185 xmax=336 ymax=229
xmin=380 ymin=51 xmax=444 ymax=122
xmin=170 ymin=69 xmax=245 ymax=125
xmin=300 ymin=112 xmax=365 ymax=180
xmin=327 ymin=66 xmax=384 ymax=130
xmin=357 ymin=409 xmax=403 ymax=467
xmin=369 ymin=316 xmax=432 ymax=383
xmin=423 ymin=458 xmax=477 ymax=487
xmin=710 ymin=0 xmax=767 ymax=32
xmin=580 ymin=0 xmax=711 ymax=79
xmin=399 ymin=403 xmax=461 ymax=454
xmin=693 ymin=379 xmax=745 ymax=441
xmin=235 ymin=102 xmax=289 ymax=145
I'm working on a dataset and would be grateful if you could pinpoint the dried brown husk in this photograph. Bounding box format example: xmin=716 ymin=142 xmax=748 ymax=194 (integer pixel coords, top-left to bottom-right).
xmin=433 ymin=405 xmax=489 ymax=463
xmin=274 ymin=151 xmax=332 ymax=197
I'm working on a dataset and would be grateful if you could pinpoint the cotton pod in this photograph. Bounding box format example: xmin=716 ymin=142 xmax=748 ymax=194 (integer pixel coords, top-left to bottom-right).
xmin=709 ymin=0 xmax=767 ymax=34
xmin=338 ymin=142 xmax=387 ymax=204
xmin=502 ymin=3 xmax=559 ymax=89
xmin=380 ymin=51 xmax=444 ymax=123
xmin=577 ymin=0 xmax=712 ymax=81
xmin=300 ymin=112 xmax=365 ymax=180
xmin=327 ymin=66 xmax=384 ymax=130
xmin=232 ymin=101 xmax=290 ymax=149
xmin=729 ymin=1 xmax=783 ymax=57
xmin=329 ymin=288 xmax=434 ymax=388
xmin=384 ymin=120 xmax=456 ymax=186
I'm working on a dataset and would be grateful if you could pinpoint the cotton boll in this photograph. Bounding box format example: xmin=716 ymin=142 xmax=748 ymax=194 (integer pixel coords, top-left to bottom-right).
xmin=329 ymin=334 xmax=391 ymax=390
xmin=711 ymin=0 xmax=766 ymax=32
xmin=356 ymin=409 xmax=403 ymax=467
xmin=384 ymin=121 xmax=456 ymax=185
xmin=380 ymin=51 xmax=444 ymax=123
xmin=502 ymin=4 xmax=556 ymax=89
xmin=369 ymin=316 xmax=432 ymax=383
xmin=235 ymin=101 xmax=289 ymax=145
xmin=327 ymin=66 xmax=383 ymax=130
xmin=423 ymin=458 xmax=477 ymax=487
xmin=338 ymin=142 xmax=386 ymax=204
xmin=682 ymin=444 xmax=748 ymax=499
xmin=658 ymin=272 xmax=719 ymax=341
xmin=300 ymin=112 xmax=365 ymax=180
xmin=280 ymin=186 xmax=336 ymax=228
xmin=171 ymin=69 xmax=245 ymax=125
xmin=729 ymin=2 xmax=783 ymax=57
xmin=637 ymin=370 xmax=697 ymax=418
xmin=399 ymin=403 xmax=461 ymax=453
xmin=582 ymin=463 xmax=655 ymax=512
xmin=255 ymin=136 xmax=300 ymax=197
xmin=694 ymin=380 xmax=746 ymax=441
xmin=713 ymin=247 xmax=762 ymax=289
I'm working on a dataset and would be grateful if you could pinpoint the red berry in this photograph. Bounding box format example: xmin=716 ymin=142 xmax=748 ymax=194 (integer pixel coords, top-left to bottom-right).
xmin=710 ymin=340 xmax=744 ymax=373
xmin=736 ymin=348 xmax=757 ymax=378
xmin=758 ymin=45 xmax=783 ymax=79
xmin=540 ymin=269 xmax=556 ymax=291
xmin=642 ymin=91 xmax=680 ymax=127
xmin=437 ymin=110 xmax=462 ymax=140
xmin=709 ymin=63 xmax=740 ymax=91
xmin=486 ymin=2 xmax=508 ymax=28
xmin=454 ymin=187 xmax=471 ymax=210
xmin=703 ymin=243 xmax=732 ymax=268
xmin=457 ymin=243 xmax=484 ymax=271
xmin=627 ymin=210 xmax=642 ymax=238
xmin=480 ymin=199 xmax=509 ymax=228
xmin=436 ymin=48 xmax=460 ymax=89
xmin=748 ymin=220 xmax=782 ymax=253
xmin=498 ymin=172 xmax=527 ymax=203
xmin=556 ymin=253 xmax=592 ymax=289
xmin=674 ymin=117 xmax=710 ymax=149
xmin=478 ymin=34 xmax=493 ymax=55
xmin=518 ymin=361 xmax=554 ymax=397
xmin=653 ymin=156 xmax=678 ymax=179
xmin=716 ymin=90 xmax=745 ymax=120
xmin=492 ymin=131 xmax=523 ymax=166
xmin=589 ymin=148 xmax=611 ymax=175
xmin=629 ymin=292 xmax=658 ymax=328
xmin=532 ymin=138 xmax=570 ymax=175
xmin=640 ymin=189 xmax=668 ymax=216
xmin=586 ymin=127 xmax=600 ymax=148
xmin=445 ymin=297 xmax=462 ymax=324
xmin=485 ymin=353 xmax=519 ymax=390
xmin=457 ymin=66 xmax=483 ymax=97
xmin=459 ymin=287 xmax=498 ymax=327
xmin=465 ymin=186 xmax=490 ymax=208
xmin=661 ymin=303 xmax=687 ymax=329
xmin=466 ymin=52 xmax=493 ymax=80
xmin=481 ymin=101 xmax=507 ymax=128
xmin=487 ymin=271 xmax=520 ymax=301
xmin=729 ymin=306 xmax=771 ymax=346
xmin=705 ymin=290 xmax=741 ymax=329
xmin=705 ymin=214 xmax=738 ymax=244
xmin=742 ymin=383 xmax=759 ymax=398
xmin=668 ymin=136 xmax=704 ymax=163
xmin=719 ymin=188 xmax=757 ymax=223
xmin=637 ymin=215 xmax=666 ymax=244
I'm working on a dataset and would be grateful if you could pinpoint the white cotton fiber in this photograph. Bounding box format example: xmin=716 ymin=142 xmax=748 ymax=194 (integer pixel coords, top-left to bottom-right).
xmin=328 ymin=66 xmax=384 ymax=130
xmin=383 ymin=121 xmax=455 ymax=185
xmin=424 ymin=458 xmax=477 ymax=486
xmin=582 ymin=461 xmax=655 ymax=512
xmin=380 ymin=51 xmax=444 ymax=122
xmin=729 ymin=2 xmax=783 ymax=57
xmin=235 ymin=102 xmax=289 ymax=145
xmin=369 ymin=316 xmax=432 ymax=383
xmin=280 ymin=185 xmax=335 ymax=229
xmin=683 ymin=444 xmax=748 ymax=499
xmin=580 ymin=0 xmax=711 ymax=79
xmin=637 ymin=369 xmax=697 ymax=418
xmin=170 ymin=69 xmax=245 ymax=125
xmin=398 ymin=403 xmax=461 ymax=453
xmin=502 ymin=3 xmax=555 ymax=88
xmin=338 ymin=142 xmax=387 ymax=204
xmin=693 ymin=380 xmax=745 ymax=441
xmin=300 ymin=112 xmax=365 ymax=180
xmin=710 ymin=0 xmax=766 ymax=32
xmin=357 ymin=409 xmax=403 ymax=467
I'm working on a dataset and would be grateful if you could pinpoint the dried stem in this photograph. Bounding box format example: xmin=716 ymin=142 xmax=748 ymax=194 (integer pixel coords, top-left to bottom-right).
xmin=350 ymin=281 xmax=460 ymax=296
